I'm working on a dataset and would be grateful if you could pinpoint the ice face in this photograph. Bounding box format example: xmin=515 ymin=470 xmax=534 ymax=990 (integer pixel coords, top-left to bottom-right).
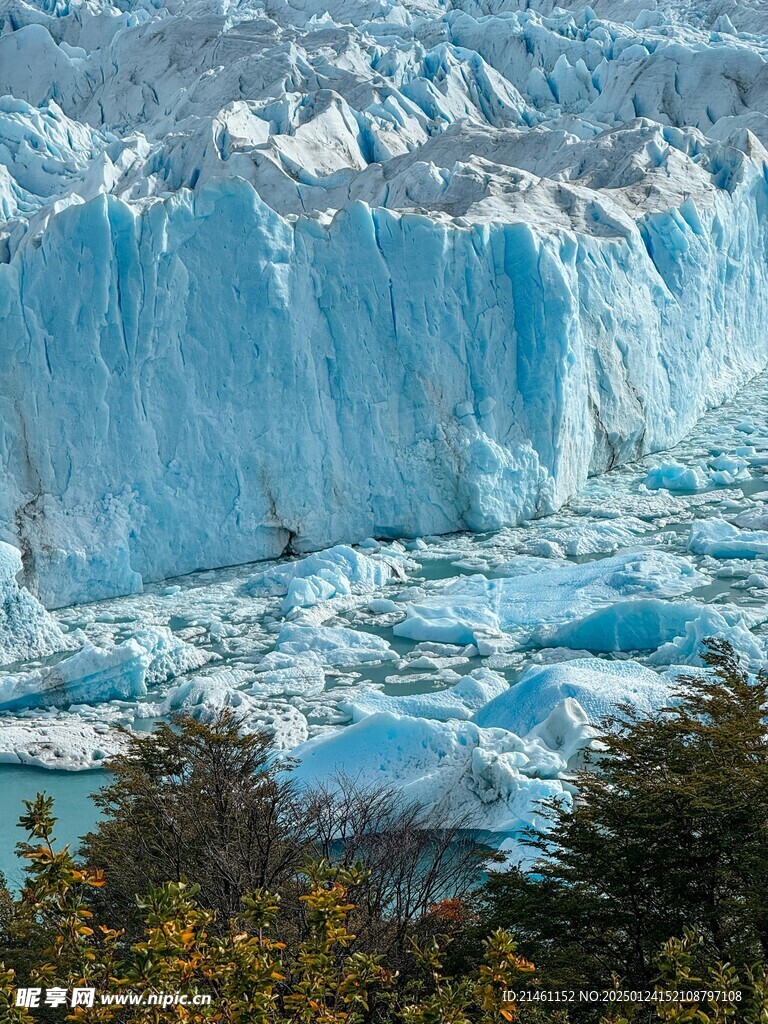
xmin=1 ymin=0 xmax=768 ymax=605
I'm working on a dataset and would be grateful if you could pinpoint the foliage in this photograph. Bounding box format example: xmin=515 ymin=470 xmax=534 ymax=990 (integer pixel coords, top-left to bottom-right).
xmin=79 ymin=713 xmax=488 ymax=960
xmin=79 ymin=711 xmax=311 ymax=933
xmin=4 ymin=642 xmax=768 ymax=1022
xmin=467 ymin=640 xmax=768 ymax=994
xmin=0 ymin=796 xmax=531 ymax=1023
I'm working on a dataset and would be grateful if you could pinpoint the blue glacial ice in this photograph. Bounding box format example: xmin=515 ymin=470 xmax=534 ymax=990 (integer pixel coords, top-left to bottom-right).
xmin=1 ymin=0 xmax=768 ymax=606
xmin=472 ymin=658 xmax=672 ymax=735
xmin=0 ymin=542 xmax=78 ymax=665
xmin=291 ymin=658 xmax=671 ymax=834
xmin=0 ymin=625 xmax=209 ymax=713
xmin=243 ymin=544 xmax=411 ymax=614
xmin=393 ymin=550 xmax=707 ymax=647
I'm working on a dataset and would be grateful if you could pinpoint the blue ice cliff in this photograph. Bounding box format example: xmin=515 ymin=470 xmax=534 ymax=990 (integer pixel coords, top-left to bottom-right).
xmin=1 ymin=0 xmax=768 ymax=607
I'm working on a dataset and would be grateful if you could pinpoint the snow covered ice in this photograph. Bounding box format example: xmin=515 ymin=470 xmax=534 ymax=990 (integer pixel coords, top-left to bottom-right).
xmin=2 ymin=0 xmax=768 ymax=864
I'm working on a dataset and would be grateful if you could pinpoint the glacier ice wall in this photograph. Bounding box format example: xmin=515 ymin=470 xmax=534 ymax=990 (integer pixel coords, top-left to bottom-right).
xmin=1 ymin=0 xmax=768 ymax=606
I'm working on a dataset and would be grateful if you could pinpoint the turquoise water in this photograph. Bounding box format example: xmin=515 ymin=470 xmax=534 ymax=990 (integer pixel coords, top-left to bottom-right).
xmin=0 ymin=767 xmax=104 ymax=888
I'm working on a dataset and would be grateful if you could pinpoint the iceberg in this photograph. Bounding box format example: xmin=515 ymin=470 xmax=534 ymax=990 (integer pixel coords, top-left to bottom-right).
xmin=291 ymin=656 xmax=674 ymax=834
xmin=394 ymin=550 xmax=707 ymax=648
xmin=689 ymin=519 xmax=768 ymax=559
xmin=0 ymin=625 xmax=209 ymax=712
xmin=0 ymin=542 xmax=77 ymax=666
xmin=243 ymin=544 xmax=408 ymax=614
xmin=645 ymin=461 xmax=709 ymax=494
xmin=0 ymin=714 xmax=130 ymax=770
xmin=339 ymin=667 xmax=509 ymax=723
xmin=291 ymin=711 xmax=575 ymax=835
xmin=1 ymin=0 xmax=768 ymax=606
xmin=473 ymin=658 xmax=675 ymax=736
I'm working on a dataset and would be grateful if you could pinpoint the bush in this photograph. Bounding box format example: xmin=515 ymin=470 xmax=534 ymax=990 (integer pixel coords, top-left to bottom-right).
xmin=0 ymin=795 xmax=533 ymax=1023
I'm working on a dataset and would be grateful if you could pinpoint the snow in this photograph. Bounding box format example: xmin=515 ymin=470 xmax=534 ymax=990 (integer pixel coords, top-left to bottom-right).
xmin=1 ymin=0 xmax=768 ymax=605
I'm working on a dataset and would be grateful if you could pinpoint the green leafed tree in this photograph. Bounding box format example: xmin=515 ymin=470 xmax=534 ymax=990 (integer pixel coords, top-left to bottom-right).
xmin=465 ymin=640 xmax=768 ymax=993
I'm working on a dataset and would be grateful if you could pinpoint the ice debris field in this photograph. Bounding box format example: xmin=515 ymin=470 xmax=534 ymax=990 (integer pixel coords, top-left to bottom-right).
xmin=3 ymin=369 xmax=768 ymax=875
xmin=2 ymin=0 xmax=768 ymax=873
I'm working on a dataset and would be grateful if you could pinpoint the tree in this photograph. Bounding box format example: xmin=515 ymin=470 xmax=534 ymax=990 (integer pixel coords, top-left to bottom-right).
xmin=306 ymin=777 xmax=488 ymax=970
xmin=80 ymin=714 xmax=490 ymax=961
xmin=468 ymin=640 xmax=768 ymax=993
xmin=0 ymin=796 xmax=534 ymax=1024
xmin=79 ymin=711 xmax=312 ymax=933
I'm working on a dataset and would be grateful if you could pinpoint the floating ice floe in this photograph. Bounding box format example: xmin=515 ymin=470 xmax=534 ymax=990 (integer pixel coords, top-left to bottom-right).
xmin=162 ymin=668 xmax=309 ymax=749
xmin=243 ymin=544 xmax=412 ymax=614
xmin=515 ymin=517 xmax=651 ymax=558
xmin=689 ymin=519 xmax=768 ymax=559
xmin=546 ymin=598 xmax=763 ymax=661
xmin=730 ymin=505 xmax=768 ymax=531
xmin=707 ymin=453 xmax=752 ymax=487
xmin=0 ymin=713 xmax=130 ymax=770
xmin=648 ymin=608 xmax=766 ymax=669
xmin=473 ymin=659 xmax=674 ymax=735
xmin=0 ymin=626 xmax=210 ymax=712
xmin=394 ymin=551 xmax=707 ymax=649
xmin=645 ymin=461 xmax=709 ymax=493
xmin=291 ymin=657 xmax=674 ymax=836
xmin=248 ymin=664 xmax=326 ymax=698
xmin=258 ymin=624 xmax=397 ymax=670
xmin=338 ymin=668 xmax=508 ymax=723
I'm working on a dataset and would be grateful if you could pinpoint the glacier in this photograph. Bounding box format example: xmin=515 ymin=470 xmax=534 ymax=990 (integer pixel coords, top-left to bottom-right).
xmin=1 ymin=0 xmax=768 ymax=606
